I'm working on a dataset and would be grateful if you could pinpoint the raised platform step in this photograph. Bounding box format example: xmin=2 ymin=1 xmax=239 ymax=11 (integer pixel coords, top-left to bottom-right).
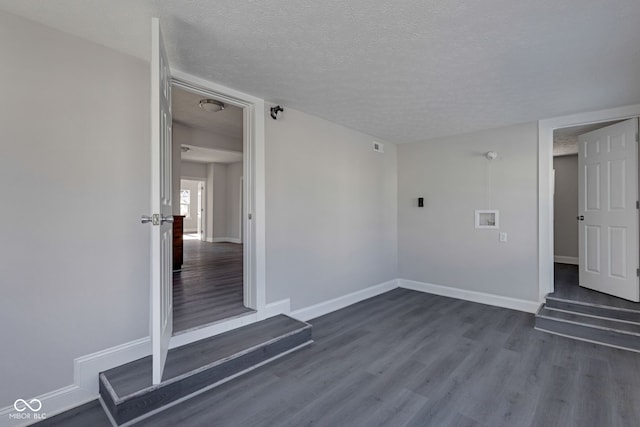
xmin=534 ymin=304 xmax=640 ymax=352
xmin=545 ymin=296 xmax=640 ymax=324
xmin=99 ymin=315 xmax=312 ymax=425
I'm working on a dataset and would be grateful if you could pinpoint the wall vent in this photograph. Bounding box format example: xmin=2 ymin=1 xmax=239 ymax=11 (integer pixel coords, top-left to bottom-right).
xmin=372 ymin=141 xmax=384 ymax=153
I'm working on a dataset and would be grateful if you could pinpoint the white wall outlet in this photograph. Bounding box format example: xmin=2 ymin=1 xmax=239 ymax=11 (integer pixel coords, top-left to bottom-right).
xmin=499 ymin=232 xmax=508 ymax=243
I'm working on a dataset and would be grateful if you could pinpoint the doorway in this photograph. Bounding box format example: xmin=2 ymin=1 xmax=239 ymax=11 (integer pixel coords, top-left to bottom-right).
xmin=171 ymin=84 xmax=252 ymax=334
xmin=550 ymin=118 xmax=640 ymax=303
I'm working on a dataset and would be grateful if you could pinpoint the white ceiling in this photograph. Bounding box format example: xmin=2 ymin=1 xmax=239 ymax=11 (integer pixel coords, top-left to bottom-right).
xmin=3 ymin=0 xmax=640 ymax=143
xmin=181 ymin=145 xmax=243 ymax=164
xmin=173 ymin=86 xmax=243 ymax=138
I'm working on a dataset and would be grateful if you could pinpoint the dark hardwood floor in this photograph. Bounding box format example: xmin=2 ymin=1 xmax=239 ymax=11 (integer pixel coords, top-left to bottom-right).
xmin=41 ymin=288 xmax=640 ymax=426
xmin=552 ymin=263 xmax=640 ymax=309
xmin=173 ymin=239 xmax=252 ymax=334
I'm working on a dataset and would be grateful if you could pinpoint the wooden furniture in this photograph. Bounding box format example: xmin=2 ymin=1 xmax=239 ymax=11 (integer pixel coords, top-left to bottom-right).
xmin=173 ymin=215 xmax=185 ymax=270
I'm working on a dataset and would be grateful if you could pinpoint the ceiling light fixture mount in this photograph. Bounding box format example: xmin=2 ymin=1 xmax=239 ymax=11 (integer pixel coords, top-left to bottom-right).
xmin=270 ymin=105 xmax=284 ymax=120
xmin=199 ymin=99 xmax=225 ymax=113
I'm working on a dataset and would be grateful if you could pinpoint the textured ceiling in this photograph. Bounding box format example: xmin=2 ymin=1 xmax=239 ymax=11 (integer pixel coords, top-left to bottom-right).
xmin=3 ymin=0 xmax=640 ymax=143
xmin=173 ymin=86 xmax=243 ymax=138
xmin=553 ymin=121 xmax=621 ymax=156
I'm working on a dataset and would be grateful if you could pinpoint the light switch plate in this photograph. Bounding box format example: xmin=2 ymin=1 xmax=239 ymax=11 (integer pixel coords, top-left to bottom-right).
xmin=499 ymin=232 xmax=508 ymax=243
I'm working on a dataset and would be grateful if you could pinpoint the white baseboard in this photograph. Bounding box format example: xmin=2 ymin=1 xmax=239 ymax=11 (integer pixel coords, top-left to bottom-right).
xmin=212 ymin=237 xmax=242 ymax=244
xmin=399 ymin=279 xmax=540 ymax=313
xmin=74 ymin=337 xmax=151 ymax=395
xmin=0 ymin=385 xmax=94 ymax=427
xmin=554 ymin=256 xmax=579 ymax=265
xmin=261 ymin=299 xmax=291 ymax=320
xmin=290 ymin=279 xmax=399 ymax=321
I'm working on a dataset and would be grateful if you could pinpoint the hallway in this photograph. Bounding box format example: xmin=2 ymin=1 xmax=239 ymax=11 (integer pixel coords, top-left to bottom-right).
xmin=173 ymin=240 xmax=252 ymax=334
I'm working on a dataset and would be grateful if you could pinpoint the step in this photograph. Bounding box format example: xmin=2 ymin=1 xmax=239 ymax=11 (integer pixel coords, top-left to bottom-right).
xmin=545 ymin=296 xmax=640 ymax=324
xmin=99 ymin=315 xmax=312 ymax=425
xmin=534 ymin=305 xmax=640 ymax=352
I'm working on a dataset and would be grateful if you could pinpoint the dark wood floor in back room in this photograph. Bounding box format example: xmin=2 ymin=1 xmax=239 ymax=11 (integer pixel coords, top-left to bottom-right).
xmin=39 ymin=288 xmax=640 ymax=427
xmin=173 ymin=239 xmax=252 ymax=333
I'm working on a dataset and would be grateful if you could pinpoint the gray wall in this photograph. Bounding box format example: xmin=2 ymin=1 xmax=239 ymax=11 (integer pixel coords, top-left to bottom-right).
xmin=181 ymin=161 xmax=208 ymax=180
xmin=398 ymin=122 xmax=539 ymax=302
xmin=226 ymin=162 xmax=243 ymax=241
xmin=553 ymin=155 xmax=579 ymax=258
xmin=0 ymin=12 xmax=150 ymax=407
xmin=266 ymin=105 xmax=398 ymax=309
xmin=173 ymin=122 xmax=242 ymax=152
xmin=212 ymin=163 xmax=228 ymax=239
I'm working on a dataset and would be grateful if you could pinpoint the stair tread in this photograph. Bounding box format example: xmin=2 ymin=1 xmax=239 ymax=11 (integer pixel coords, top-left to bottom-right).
xmin=545 ymin=298 xmax=640 ymax=323
xmin=102 ymin=315 xmax=309 ymax=398
xmin=538 ymin=307 xmax=640 ymax=335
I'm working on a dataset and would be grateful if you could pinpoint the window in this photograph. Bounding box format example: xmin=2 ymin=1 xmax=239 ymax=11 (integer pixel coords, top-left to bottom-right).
xmin=180 ymin=189 xmax=190 ymax=218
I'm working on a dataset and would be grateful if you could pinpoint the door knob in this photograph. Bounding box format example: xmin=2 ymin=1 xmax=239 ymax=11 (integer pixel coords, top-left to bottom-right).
xmin=161 ymin=215 xmax=174 ymax=224
xmin=577 ymin=215 xmax=585 ymax=221
xmin=141 ymin=215 xmax=153 ymax=224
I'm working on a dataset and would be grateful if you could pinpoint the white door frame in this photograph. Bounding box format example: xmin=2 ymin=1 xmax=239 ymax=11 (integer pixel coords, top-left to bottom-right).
xmin=171 ymin=70 xmax=266 ymax=317
xmin=181 ymin=176 xmax=206 ymax=239
xmin=538 ymin=104 xmax=640 ymax=301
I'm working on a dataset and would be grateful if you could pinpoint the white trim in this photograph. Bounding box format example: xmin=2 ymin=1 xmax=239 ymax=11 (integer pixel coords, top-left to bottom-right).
xmin=169 ymin=312 xmax=257 ymax=349
xmin=74 ymin=337 xmax=151 ymax=395
xmin=262 ymin=299 xmax=291 ymax=319
xmin=0 ymin=385 xmax=94 ymax=427
xmin=399 ymin=279 xmax=540 ymax=313
xmin=289 ymin=280 xmax=399 ymax=321
xmin=554 ymin=255 xmax=579 ymax=265
xmin=212 ymin=237 xmax=242 ymax=244
xmin=538 ymin=104 xmax=640 ymax=302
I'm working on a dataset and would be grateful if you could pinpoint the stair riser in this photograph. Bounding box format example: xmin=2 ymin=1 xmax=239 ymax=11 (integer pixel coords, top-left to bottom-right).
xmin=535 ymin=316 xmax=640 ymax=352
xmin=545 ymin=299 xmax=640 ymax=324
xmin=102 ymin=327 xmax=312 ymax=425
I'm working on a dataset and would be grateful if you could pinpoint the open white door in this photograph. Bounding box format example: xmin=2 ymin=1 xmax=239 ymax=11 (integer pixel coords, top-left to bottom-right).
xmin=150 ymin=17 xmax=173 ymax=384
xmin=578 ymin=118 xmax=639 ymax=301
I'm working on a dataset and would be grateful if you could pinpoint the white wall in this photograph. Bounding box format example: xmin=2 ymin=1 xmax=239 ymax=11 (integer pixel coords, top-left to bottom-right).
xmin=398 ymin=122 xmax=539 ymax=302
xmin=265 ymin=106 xmax=398 ymax=309
xmin=553 ymin=155 xmax=579 ymax=259
xmin=181 ymin=179 xmax=201 ymax=233
xmin=0 ymin=11 xmax=150 ymax=407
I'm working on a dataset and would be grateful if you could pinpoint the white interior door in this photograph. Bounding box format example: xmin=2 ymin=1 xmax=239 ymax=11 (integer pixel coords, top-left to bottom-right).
xmin=578 ymin=118 xmax=639 ymax=301
xmin=150 ymin=17 xmax=173 ymax=384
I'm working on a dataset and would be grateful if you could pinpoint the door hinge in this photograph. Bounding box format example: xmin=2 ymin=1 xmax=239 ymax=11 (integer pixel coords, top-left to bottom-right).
xmin=637 ymin=268 xmax=639 ymax=277
xmin=636 ymin=200 xmax=639 ymax=210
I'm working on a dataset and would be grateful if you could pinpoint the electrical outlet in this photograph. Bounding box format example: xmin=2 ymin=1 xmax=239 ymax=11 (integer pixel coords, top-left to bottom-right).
xmin=499 ymin=232 xmax=507 ymax=243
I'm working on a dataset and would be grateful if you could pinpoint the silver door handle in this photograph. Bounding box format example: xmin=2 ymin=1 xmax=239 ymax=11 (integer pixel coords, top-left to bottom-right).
xmin=161 ymin=215 xmax=174 ymax=224
xmin=141 ymin=215 xmax=153 ymax=224
xmin=577 ymin=215 xmax=584 ymax=221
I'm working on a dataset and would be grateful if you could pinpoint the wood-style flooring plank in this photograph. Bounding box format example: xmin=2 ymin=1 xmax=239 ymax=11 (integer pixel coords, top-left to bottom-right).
xmin=173 ymin=240 xmax=252 ymax=333
xmin=39 ymin=288 xmax=640 ymax=427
